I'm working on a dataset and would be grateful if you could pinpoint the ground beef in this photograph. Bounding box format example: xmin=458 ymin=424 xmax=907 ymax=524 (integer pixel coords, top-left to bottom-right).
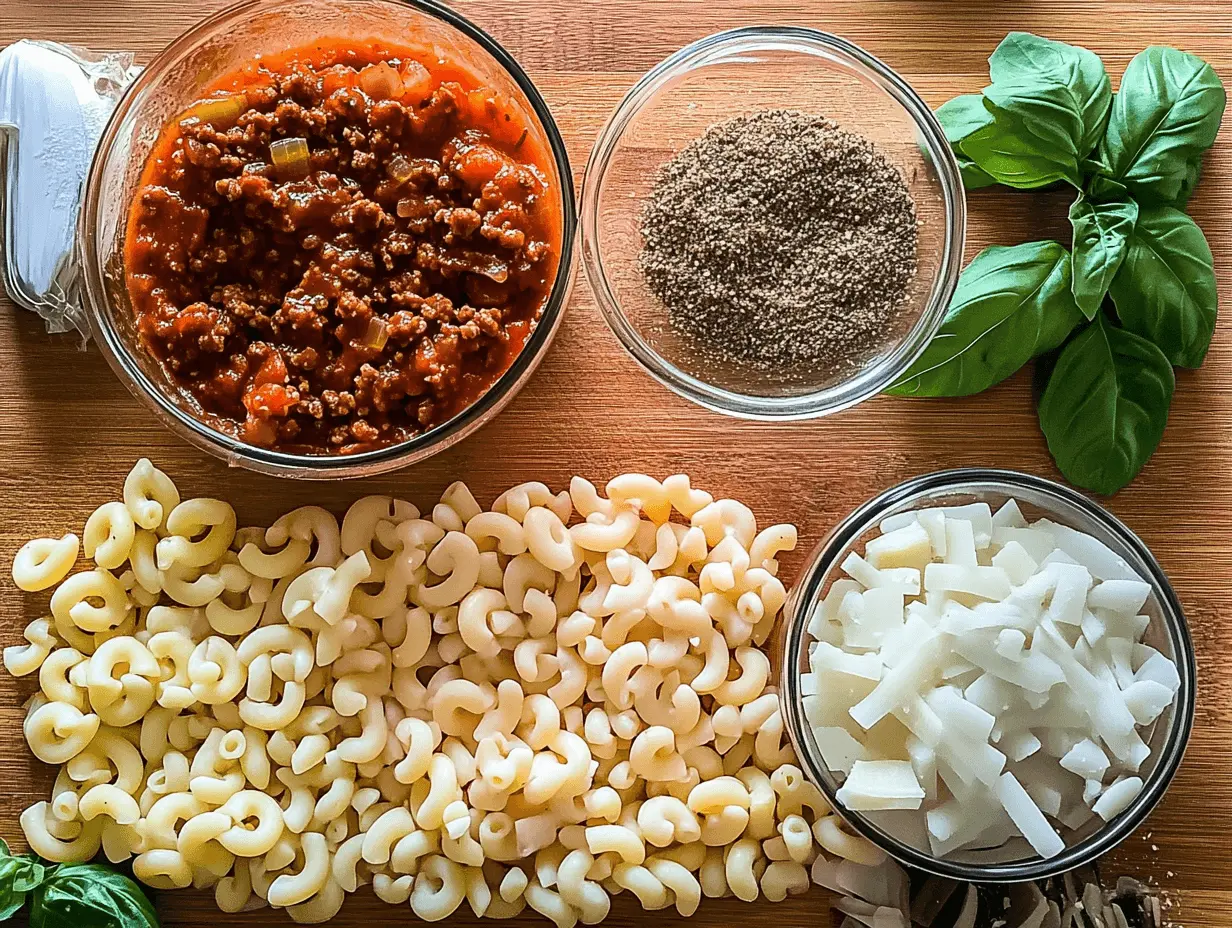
xmin=124 ymin=41 xmax=561 ymax=453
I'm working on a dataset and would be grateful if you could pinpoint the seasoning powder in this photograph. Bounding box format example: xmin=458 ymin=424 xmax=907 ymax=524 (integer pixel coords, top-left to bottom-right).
xmin=639 ymin=109 xmax=919 ymax=378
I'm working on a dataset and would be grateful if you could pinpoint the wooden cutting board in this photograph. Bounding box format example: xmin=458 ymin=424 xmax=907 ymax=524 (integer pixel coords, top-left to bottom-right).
xmin=2 ymin=1 xmax=1230 ymax=925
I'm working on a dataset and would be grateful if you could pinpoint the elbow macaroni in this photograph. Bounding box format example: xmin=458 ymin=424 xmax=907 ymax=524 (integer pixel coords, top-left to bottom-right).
xmin=3 ymin=462 xmax=878 ymax=924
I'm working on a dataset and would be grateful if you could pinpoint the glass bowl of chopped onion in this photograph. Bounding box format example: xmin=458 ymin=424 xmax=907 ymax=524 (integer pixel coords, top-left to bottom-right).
xmin=78 ymin=0 xmax=576 ymax=478
xmin=778 ymin=469 xmax=1195 ymax=881
xmin=581 ymin=27 xmax=964 ymax=420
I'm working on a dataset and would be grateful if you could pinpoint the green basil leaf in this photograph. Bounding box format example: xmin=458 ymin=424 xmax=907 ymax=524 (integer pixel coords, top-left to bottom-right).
xmin=1099 ymin=46 xmax=1226 ymax=205
xmin=936 ymin=94 xmax=999 ymax=189
xmin=959 ymin=98 xmax=1082 ymax=189
xmin=887 ymin=241 xmax=1084 ymax=397
xmin=1069 ymin=192 xmax=1138 ymax=319
xmin=12 ymin=857 xmax=49 ymax=893
xmin=30 ymin=862 xmax=158 ymax=928
xmin=1109 ymin=205 xmax=1217 ymax=368
xmin=1038 ymin=314 xmax=1174 ymax=495
xmin=988 ymin=32 xmax=1112 ymax=155
xmin=0 ymin=842 xmax=53 ymax=924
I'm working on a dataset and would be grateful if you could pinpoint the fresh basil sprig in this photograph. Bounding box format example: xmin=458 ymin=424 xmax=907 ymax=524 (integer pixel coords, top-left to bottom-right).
xmin=908 ymin=32 xmax=1224 ymax=494
xmin=0 ymin=839 xmax=158 ymax=928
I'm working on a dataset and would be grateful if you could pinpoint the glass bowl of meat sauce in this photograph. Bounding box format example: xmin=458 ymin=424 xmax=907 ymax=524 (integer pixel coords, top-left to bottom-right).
xmin=581 ymin=27 xmax=965 ymax=420
xmin=79 ymin=0 xmax=576 ymax=478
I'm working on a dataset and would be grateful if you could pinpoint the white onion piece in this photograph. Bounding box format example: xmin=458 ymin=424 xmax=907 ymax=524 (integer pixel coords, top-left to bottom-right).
xmin=996 ymin=772 xmax=1064 ymax=858
xmin=837 ymin=761 xmax=925 ymax=811
xmin=1092 ymin=776 xmax=1144 ymax=821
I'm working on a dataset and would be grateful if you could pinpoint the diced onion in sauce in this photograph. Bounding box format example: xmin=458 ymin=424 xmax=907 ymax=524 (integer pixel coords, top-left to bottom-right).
xmin=400 ymin=61 xmax=433 ymax=103
xmin=359 ymin=62 xmax=402 ymax=101
xmin=185 ymin=93 xmax=248 ymax=129
xmin=362 ymin=317 xmax=390 ymax=350
xmin=270 ymin=137 xmax=311 ymax=180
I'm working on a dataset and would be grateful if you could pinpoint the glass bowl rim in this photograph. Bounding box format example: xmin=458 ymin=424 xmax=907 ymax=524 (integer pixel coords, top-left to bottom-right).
xmin=778 ymin=467 xmax=1197 ymax=882
xmin=579 ymin=25 xmax=966 ymax=421
xmin=78 ymin=0 xmax=578 ymax=479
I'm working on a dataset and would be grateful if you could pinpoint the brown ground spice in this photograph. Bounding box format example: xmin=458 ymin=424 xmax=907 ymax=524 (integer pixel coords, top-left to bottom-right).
xmin=639 ymin=109 xmax=919 ymax=377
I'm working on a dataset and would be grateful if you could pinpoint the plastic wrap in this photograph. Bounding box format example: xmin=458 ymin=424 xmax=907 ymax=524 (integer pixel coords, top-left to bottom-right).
xmin=0 ymin=39 xmax=139 ymax=336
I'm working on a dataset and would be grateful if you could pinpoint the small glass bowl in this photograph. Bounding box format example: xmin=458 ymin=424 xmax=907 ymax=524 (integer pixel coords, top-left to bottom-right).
xmin=580 ymin=26 xmax=964 ymax=420
xmin=778 ymin=469 xmax=1196 ymax=882
xmin=79 ymin=0 xmax=576 ymax=479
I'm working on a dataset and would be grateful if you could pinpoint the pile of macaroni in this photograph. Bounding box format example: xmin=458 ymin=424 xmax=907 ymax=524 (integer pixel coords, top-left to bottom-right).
xmin=4 ymin=459 xmax=881 ymax=924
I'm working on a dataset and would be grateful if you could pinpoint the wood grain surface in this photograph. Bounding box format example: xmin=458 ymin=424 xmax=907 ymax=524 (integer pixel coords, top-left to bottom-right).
xmin=2 ymin=1 xmax=1230 ymax=925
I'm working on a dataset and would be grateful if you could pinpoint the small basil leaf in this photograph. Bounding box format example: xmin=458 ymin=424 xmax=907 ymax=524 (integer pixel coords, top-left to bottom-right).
xmin=12 ymin=857 xmax=49 ymax=893
xmin=1069 ymin=193 xmax=1139 ymax=319
xmin=0 ymin=840 xmax=51 ymax=892
xmin=1038 ymin=314 xmax=1174 ymax=495
xmin=1099 ymin=46 xmax=1226 ymax=204
xmin=888 ymin=241 xmax=1083 ymax=397
xmin=0 ymin=855 xmax=26 ymax=892
xmin=1109 ymin=205 xmax=1217 ymax=368
xmin=988 ymin=32 xmax=1112 ymax=155
xmin=959 ymin=97 xmax=1081 ymax=189
xmin=30 ymin=862 xmax=158 ymax=928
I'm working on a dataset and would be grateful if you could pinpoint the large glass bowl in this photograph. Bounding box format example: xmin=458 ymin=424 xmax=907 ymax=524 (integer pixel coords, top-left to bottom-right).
xmin=580 ymin=27 xmax=964 ymax=420
xmin=79 ymin=0 xmax=577 ymax=479
xmin=779 ymin=469 xmax=1196 ymax=882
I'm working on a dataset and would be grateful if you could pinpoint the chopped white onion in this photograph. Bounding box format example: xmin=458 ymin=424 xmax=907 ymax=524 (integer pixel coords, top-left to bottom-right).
xmin=805 ymin=499 xmax=1178 ymax=862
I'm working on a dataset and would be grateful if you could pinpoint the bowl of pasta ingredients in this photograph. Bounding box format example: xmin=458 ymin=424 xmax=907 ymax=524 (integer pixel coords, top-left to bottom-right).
xmin=4 ymin=459 xmax=895 ymax=921
xmin=80 ymin=0 xmax=576 ymax=478
xmin=779 ymin=469 xmax=1194 ymax=881
xmin=581 ymin=26 xmax=965 ymax=420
